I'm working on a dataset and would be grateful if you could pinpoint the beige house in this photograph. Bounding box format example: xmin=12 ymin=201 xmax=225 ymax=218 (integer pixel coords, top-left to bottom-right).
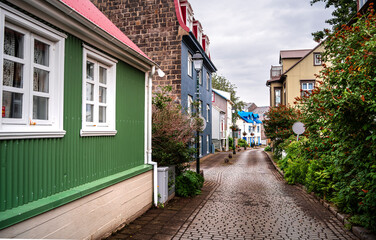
xmin=266 ymin=43 xmax=325 ymax=107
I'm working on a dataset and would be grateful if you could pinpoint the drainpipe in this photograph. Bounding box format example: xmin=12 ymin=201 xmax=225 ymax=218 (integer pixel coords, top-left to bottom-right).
xmin=145 ymin=67 xmax=158 ymax=206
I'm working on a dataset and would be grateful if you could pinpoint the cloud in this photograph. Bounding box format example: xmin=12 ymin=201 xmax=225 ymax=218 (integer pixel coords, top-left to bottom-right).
xmin=189 ymin=0 xmax=333 ymax=106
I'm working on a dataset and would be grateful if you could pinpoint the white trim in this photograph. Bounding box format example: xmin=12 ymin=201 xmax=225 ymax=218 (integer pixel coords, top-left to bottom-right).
xmin=82 ymin=44 xmax=118 ymax=64
xmin=81 ymin=46 xmax=117 ymax=137
xmin=0 ymin=6 xmax=65 ymax=139
xmin=0 ymin=2 xmax=67 ymax=39
xmin=80 ymin=130 xmax=117 ymax=137
xmin=6 ymin=0 xmax=155 ymax=72
xmin=0 ymin=130 xmax=66 ymax=140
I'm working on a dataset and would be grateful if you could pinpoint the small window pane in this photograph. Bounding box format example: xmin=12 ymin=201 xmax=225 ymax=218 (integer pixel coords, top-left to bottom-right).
xmin=99 ymin=106 xmax=106 ymax=123
xmin=33 ymin=68 xmax=49 ymax=93
xmin=86 ymin=83 xmax=93 ymax=101
xmin=34 ymin=40 xmax=49 ymax=66
xmin=308 ymin=83 xmax=314 ymax=89
xmin=99 ymin=67 xmax=107 ymax=84
xmin=33 ymin=96 xmax=48 ymax=120
xmin=86 ymin=61 xmax=94 ymax=81
xmin=4 ymin=28 xmax=24 ymax=58
xmin=2 ymin=91 xmax=22 ymax=118
xmin=86 ymin=104 xmax=93 ymax=122
xmin=3 ymin=60 xmax=23 ymax=88
xmin=99 ymin=87 xmax=106 ymax=103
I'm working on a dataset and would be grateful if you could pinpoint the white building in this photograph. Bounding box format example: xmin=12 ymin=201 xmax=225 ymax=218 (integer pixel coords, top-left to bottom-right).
xmin=235 ymin=111 xmax=262 ymax=146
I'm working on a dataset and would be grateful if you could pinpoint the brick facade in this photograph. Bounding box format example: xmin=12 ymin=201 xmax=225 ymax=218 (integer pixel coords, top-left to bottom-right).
xmin=91 ymin=0 xmax=188 ymax=101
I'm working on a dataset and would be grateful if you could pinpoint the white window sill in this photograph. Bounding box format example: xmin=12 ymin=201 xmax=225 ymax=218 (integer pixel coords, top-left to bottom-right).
xmin=0 ymin=130 xmax=66 ymax=140
xmin=80 ymin=129 xmax=117 ymax=137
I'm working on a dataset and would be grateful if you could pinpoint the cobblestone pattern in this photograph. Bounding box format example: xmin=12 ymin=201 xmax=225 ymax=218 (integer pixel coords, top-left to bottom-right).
xmin=177 ymin=149 xmax=358 ymax=240
xmin=91 ymin=0 xmax=184 ymax=99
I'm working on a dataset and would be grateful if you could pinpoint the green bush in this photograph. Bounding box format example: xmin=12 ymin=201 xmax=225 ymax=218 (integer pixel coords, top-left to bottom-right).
xmin=237 ymin=139 xmax=247 ymax=147
xmin=229 ymin=137 xmax=234 ymax=150
xmin=264 ymin=145 xmax=272 ymax=151
xmin=175 ymin=170 xmax=204 ymax=197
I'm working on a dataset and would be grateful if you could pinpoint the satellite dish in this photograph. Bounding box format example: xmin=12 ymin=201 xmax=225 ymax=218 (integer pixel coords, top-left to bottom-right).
xmin=292 ymin=122 xmax=305 ymax=140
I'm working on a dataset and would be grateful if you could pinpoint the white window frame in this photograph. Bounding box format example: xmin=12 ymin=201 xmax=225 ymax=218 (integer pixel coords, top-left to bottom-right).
xmin=0 ymin=6 xmax=66 ymax=140
xmin=206 ymin=72 xmax=210 ymax=91
xmin=314 ymin=53 xmax=322 ymax=66
xmin=81 ymin=45 xmax=117 ymax=137
xmin=301 ymin=81 xmax=315 ymax=96
xmin=187 ymin=95 xmax=193 ymax=115
xmin=274 ymin=88 xmax=281 ymax=106
xmin=206 ymin=104 xmax=210 ymax=122
xmin=188 ymin=52 xmax=193 ymax=77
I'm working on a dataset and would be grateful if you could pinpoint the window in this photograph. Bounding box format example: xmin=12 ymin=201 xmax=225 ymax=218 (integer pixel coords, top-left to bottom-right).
xmin=206 ymin=104 xmax=210 ymax=122
xmin=274 ymin=88 xmax=281 ymax=106
xmin=314 ymin=53 xmax=322 ymax=66
xmin=188 ymin=52 xmax=192 ymax=77
xmin=206 ymin=135 xmax=209 ymax=154
xmin=81 ymin=45 xmax=117 ymax=136
xmin=199 ymin=100 xmax=203 ymax=116
xmin=248 ymin=126 xmax=252 ymax=133
xmin=257 ymin=126 xmax=260 ymax=133
xmin=0 ymin=8 xmax=65 ymax=139
xmin=301 ymin=80 xmax=315 ymax=97
xmin=187 ymin=95 xmax=193 ymax=115
xmin=198 ymin=70 xmax=202 ymax=85
xmin=206 ymin=72 xmax=210 ymax=91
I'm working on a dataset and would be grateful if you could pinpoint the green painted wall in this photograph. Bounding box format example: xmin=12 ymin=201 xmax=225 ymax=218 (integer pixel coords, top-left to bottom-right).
xmin=0 ymin=35 xmax=146 ymax=214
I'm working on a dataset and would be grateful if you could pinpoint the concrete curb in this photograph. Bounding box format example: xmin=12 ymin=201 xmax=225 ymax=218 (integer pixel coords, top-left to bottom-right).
xmin=264 ymin=151 xmax=376 ymax=240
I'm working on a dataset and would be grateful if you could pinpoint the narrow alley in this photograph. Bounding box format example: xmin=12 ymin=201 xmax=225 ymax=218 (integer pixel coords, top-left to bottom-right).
xmin=109 ymin=149 xmax=357 ymax=240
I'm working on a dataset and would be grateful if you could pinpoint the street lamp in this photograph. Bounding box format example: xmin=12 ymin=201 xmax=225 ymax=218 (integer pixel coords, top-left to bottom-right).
xmin=192 ymin=51 xmax=203 ymax=175
xmin=232 ymin=108 xmax=236 ymax=155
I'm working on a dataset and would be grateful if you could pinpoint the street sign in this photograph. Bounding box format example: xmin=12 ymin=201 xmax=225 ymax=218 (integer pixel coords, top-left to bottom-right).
xmin=292 ymin=122 xmax=305 ymax=141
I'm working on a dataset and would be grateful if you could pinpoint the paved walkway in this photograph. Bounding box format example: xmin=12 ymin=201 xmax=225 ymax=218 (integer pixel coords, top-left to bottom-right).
xmin=107 ymin=149 xmax=357 ymax=240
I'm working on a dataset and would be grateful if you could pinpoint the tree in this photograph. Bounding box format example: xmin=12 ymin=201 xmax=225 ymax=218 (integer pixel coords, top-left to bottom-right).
xmin=152 ymin=86 xmax=195 ymax=170
xmin=212 ymin=73 xmax=245 ymax=122
xmin=310 ymin=0 xmax=357 ymax=41
xmin=297 ymin=5 xmax=376 ymax=230
xmin=263 ymin=105 xmax=300 ymax=156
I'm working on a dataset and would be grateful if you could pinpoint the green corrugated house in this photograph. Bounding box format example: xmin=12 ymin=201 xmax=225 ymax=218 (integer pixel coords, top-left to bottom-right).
xmin=0 ymin=0 xmax=159 ymax=238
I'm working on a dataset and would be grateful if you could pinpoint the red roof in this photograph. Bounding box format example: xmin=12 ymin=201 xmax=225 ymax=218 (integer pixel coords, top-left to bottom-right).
xmin=59 ymin=0 xmax=149 ymax=60
xmin=175 ymin=0 xmax=190 ymax=32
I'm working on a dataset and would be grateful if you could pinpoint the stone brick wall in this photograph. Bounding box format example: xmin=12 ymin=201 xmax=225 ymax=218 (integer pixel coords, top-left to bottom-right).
xmin=91 ymin=0 xmax=187 ymax=101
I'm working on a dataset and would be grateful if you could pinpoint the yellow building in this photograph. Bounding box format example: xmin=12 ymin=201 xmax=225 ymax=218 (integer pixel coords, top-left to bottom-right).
xmin=266 ymin=43 xmax=325 ymax=107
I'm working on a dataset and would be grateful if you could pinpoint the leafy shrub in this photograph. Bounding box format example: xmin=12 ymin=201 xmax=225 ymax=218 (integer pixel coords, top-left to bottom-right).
xmin=229 ymin=137 xmax=234 ymax=150
xmin=293 ymin=7 xmax=376 ymax=231
xmin=264 ymin=145 xmax=272 ymax=151
xmin=280 ymin=139 xmax=309 ymax=185
xmin=175 ymin=170 xmax=204 ymax=197
xmin=152 ymin=86 xmax=195 ymax=170
xmin=237 ymin=139 xmax=247 ymax=147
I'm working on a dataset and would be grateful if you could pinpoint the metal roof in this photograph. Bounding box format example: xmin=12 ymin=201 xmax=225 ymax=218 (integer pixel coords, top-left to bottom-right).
xmin=59 ymin=0 xmax=150 ymax=60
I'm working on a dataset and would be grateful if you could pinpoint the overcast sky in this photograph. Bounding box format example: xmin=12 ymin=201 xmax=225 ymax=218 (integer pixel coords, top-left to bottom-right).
xmin=188 ymin=0 xmax=333 ymax=107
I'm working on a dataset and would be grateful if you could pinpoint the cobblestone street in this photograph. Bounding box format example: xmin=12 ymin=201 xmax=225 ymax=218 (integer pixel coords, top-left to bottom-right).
xmin=108 ymin=149 xmax=358 ymax=240
xmin=175 ymin=149 xmax=357 ymax=240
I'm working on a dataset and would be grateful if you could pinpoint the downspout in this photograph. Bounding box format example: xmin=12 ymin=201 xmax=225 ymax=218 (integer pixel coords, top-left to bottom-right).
xmin=145 ymin=67 xmax=158 ymax=206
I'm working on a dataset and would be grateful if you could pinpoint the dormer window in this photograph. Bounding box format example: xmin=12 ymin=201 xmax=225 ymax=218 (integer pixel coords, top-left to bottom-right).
xmin=180 ymin=0 xmax=193 ymax=31
xmin=203 ymin=35 xmax=210 ymax=56
xmin=193 ymin=20 xmax=203 ymax=46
